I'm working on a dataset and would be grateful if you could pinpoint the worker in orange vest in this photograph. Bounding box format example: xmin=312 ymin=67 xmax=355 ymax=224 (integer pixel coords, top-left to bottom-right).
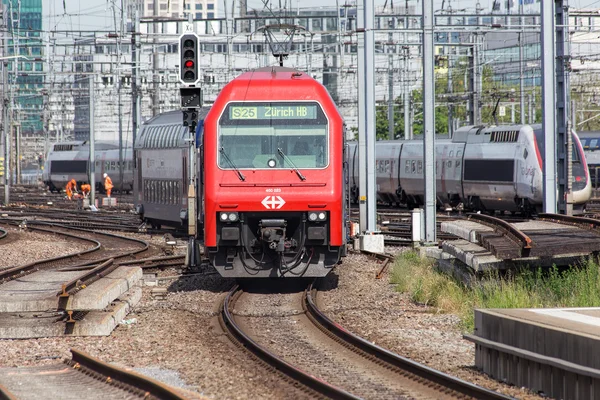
xmin=65 ymin=179 xmax=77 ymax=200
xmin=103 ymin=173 xmax=114 ymax=197
xmin=80 ymin=183 xmax=91 ymax=198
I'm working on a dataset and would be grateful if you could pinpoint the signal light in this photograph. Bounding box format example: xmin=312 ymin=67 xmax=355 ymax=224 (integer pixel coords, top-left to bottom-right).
xmin=179 ymin=33 xmax=199 ymax=85
xmin=183 ymin=108 xmax=198 ymax=131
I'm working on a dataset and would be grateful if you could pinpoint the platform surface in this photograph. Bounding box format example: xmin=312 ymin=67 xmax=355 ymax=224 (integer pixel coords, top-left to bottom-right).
xmin=489 ymin=307 xmax=600 ymax=338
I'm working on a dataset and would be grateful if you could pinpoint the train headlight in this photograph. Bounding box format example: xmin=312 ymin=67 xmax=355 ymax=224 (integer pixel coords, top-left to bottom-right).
xmin=220 ymin=212 xmax=239 ymax=222
xmin=308 ymin=212 xmax=318 ymax=221
xmin=228 ymin=212 xmax=239 ymax=222
xmin=318 ymin=212 xmax=326 ymax=221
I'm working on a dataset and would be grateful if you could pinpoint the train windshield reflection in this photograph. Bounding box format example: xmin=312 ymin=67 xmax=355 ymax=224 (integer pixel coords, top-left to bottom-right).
xmin=218 ymin=101 xmax=328 ymax=169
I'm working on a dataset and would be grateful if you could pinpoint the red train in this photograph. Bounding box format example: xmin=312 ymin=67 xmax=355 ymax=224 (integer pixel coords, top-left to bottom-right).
xmin=201 ymin=66 xmax=347 ymax=278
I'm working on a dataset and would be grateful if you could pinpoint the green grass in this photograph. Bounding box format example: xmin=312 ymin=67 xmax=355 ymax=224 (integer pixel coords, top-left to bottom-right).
xmin=390 ymin=251 xmax=600 ymax=331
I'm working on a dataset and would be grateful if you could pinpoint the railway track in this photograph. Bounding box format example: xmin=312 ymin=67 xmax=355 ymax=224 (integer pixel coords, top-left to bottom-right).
xmin=1 ymin=184 xmax=134 ymax=210
xmin=0 ymin=349 xmax=186 ymax=400
xmin=465 ymin=212 xmax=600 ymax=260
xmin=0 ymin=207 xmax=181 ymax=235
xmin=220 ymin=283 xmax=511 ymax=399
xmin=0 ymin=220 xmax=149 ymax=284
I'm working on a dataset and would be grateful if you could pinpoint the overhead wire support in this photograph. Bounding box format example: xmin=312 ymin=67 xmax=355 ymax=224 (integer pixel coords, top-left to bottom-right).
xmin=422 ymin=0 xmax=436 ymax=244
xmin=541 ymin=1 xmax=557 ymax=214
xmin=357 ymin=0 xmax=377 ymax=236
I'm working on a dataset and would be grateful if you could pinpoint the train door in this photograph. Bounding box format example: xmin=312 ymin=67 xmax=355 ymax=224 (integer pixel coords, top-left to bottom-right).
xmin=395 ymin=143 xmax=403 ymax=202
xmin=136 ymin=155 xmax=143 ymax=203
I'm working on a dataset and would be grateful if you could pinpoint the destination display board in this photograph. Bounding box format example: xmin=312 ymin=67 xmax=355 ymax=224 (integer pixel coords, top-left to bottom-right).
xmin=230 ymin=105 xmax=318 ymax=120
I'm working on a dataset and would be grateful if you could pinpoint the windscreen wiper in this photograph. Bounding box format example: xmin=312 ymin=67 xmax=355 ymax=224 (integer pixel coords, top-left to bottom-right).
xmin=219 ymin=147 xmax=245 ymax=181
xmin=277 ymin=148 xmax=306 ymax=181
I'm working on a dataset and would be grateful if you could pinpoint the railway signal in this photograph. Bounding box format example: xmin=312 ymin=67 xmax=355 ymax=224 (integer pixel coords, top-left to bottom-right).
xmin=182 ymin=108 xmax=198 ymax=131
xmin=179 ymin=33 xmax=199 ymax=85
xmin=180 ymin=87 xmax=202 ymax=108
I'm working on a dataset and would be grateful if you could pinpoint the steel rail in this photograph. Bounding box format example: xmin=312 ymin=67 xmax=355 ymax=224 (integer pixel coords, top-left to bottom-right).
xmin=537 ymin=213 xmax=600 ymax=230
xmin=220 ymin=285 xmax=360 ymax=400
xmin=0 ymin=220 xmax=149 ymax=283
xmin=117 ymin=254 xmax=185 ymax=267
xmin=361 ymin=250 xmax=394 ymax=279
xmin=0 ymin=383 xmax=18 ymax=400
xmin=467 ymin=213 xmax=532 ymax=256
xmin=68 ymin=349 xmax=187 ymax=400
xmin=0 ymin=223 xmax=102 ymax=283
xmin=58 ymin=258 xmax=119 ymax=302
xmin=304 ymin=280 xmax=514 ymax=400
xmin=27 ymin=221 xmax=150 ymax=263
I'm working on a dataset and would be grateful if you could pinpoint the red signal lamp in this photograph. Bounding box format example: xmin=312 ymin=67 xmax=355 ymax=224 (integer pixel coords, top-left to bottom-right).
xmin=185 ymin=60 xmax=195 ymax=68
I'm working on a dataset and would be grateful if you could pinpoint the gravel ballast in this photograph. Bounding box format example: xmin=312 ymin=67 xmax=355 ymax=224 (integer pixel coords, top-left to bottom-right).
xmin=0 ymin=228 xmax=543 ymax=399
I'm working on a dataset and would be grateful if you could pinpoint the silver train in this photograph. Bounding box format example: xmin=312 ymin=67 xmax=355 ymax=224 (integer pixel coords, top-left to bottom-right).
xmin=578 ymin=131 xmax=600 ymax=188
xmin=348 ymin=124 xmax=592 ymax=214
xmin=133 ymin=109 xmax=210 ymax=229
xmin=42 ymin=141 xmax=134 ymax=193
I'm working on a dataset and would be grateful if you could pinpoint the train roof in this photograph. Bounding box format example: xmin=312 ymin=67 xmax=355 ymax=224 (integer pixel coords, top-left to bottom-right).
xmin=576 ymin=131 xmax=600 ymax=137
xmin=50 ymin=140 xmax=127 ymax=152
xmin=578 ymin=131 xmax=600 ymax=150
xmin=235 ymin=66 xmax=312 ymax=81
xmin=135 ymin=108 xmax=211 ymax=149
xmin=451 ymin=124 xmax=533 ymax=144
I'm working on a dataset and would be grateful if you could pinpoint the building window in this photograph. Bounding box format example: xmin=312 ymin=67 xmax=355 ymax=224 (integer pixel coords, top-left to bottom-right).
xmin=207 ymin=3 xmax=214 ymax=9
xmin=207 ymin=12 xmax=214 ymax=18
xmin=160 ymin=3 xmax=167 ymax=10
xmin=185 ymin=3 xmax=190 ymax=9
xmin=196 ymin=3 xmax=202 ymax=9
xmin=196 ymin=12 xmax=203 ymax=19
xmin=147 ymin=3 xmax=154 ymax=10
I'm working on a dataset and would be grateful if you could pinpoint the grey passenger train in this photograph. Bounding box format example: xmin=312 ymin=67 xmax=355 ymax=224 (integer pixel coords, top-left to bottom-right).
xmin=42 ymin=141 xmax=133 ymax=193
xmin=133 ymin=109 xmax=210 ymax=229
xmin=348 ymin=124 xmax=591 ymax=214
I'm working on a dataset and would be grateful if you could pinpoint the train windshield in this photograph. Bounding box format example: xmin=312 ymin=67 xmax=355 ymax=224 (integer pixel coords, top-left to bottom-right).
xmin=218 ymin=101 xmax=328 ymax=169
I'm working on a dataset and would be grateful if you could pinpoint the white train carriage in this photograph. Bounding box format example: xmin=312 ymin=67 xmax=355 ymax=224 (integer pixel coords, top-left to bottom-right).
xmin=374 ymin=140 xmax=403 ymax=204
xmin=531 ymin=125 xmax=591 ymax=208
xmin=347 ymin=124 xmax=591 ymax=213
xmin=458 ymin=125 xmax=542 ymax=212
xmin=578 ymin=131 xmax=600 ymax=188
xmin=43 ymin=141 xmax=133 ymax=193
xmin=396 ymin=139 xmax=465 ymax=208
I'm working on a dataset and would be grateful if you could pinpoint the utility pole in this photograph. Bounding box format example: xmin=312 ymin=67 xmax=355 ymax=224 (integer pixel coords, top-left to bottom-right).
xmin=152 ymin=0 xmax=160 ymax=117
xmin=113 ymin=0 xmax=124 ymax=195
xmin=387 ymin=50 xmax=394 ymax=140
xmin=541 ymin=1 xmax=557 ymax=213
xmin=447 ymin=47 xmax=454 ymax=137
xmin=14 ymin=119 xmax=20 ymax=184
xmin=519 ymin=1 xmax=525 ymax=124
xmin=0 ymin=4 xmax=5 ymax=203
xmin=2 ymin=60 xmax=7 ymax=205
xmin=556 ymin=0 xmax=571 ymax=215
xmin=357 ymin=0 xmax=382 ymax=251
xmin=402 ymin=46 xmax=411 ymax=139
xmin=422 ymin=0 xmax=436 ymax=243
xmin=131 ymin=9 xmax=140 ymax=146
xmin=529 ymin=93 xmax=534 ymax=124
xmin=89 ymin=75 xmax=96 ymax=207
xmin=468 ymin=40 xmax=480 ymax=125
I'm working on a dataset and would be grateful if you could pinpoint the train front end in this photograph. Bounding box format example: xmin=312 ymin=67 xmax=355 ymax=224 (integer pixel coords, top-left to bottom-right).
xmin=203 ymin=67 xmax=346 ymax=278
